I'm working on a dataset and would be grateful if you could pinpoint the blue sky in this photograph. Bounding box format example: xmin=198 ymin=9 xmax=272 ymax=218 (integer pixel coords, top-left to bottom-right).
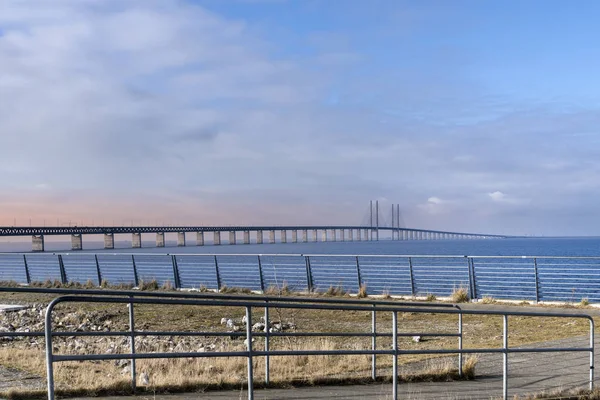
xmin=1 ymin=0 xmax=600 ymax=235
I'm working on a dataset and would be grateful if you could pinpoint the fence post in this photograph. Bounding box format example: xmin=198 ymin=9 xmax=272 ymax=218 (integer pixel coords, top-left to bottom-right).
xmin=171 ymin=255 xmax=181 ymax=289
xmin=129 ymin=296 xmax=137 ymax=393
xmin=23 ymin=255 xmax=31 ymax=285
xmin=371 ymin=304 xmax=377 ymax=380
xmin=57 ymin=255 xmax=67 ymax=284
xmin=246 ymin=306 xmax=254 ymax=400
xmin=94 ymin=254 xmax=102 ymax=286
xmin=468 ymin=258 xmax=478 ymax=300
xmin=305 ymin=256 xmax=313 ymax=292
xmin=408 ymin=257 xmax=415 ymax=296
xmin=466 ymin=257 xmax=474 ymax=300
xmin=214 ymin=255 xmax=221 ymax=291
xmin=392 ymin=311 xmax=398 ymax=400
xmin=44 ymin=302 xmax=56 ymax=400
xmin=257 ymin=256 xmax=265 ymax=293
xmin=355 ymin=256 xmax=362 ymax=293
xmin=131 ymin=255 xmax=139 ymax=287
xmin=503 ymin=314 xmax=508 ymax=400
xmin=264 ymin=300 xmax=270 ymax=384
xmin=590 ymin=318 xmax=595 ymax=391
xmin=458 ymin=312 xmax=463 ymax=377
xmin=533 ymin=258 xmax=539 ymax=303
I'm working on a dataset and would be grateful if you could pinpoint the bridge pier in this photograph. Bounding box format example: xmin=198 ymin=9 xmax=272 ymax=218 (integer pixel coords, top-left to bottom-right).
xmin=132 ymin=233 xmax=141 ymax=248
xmin=229 ymin=231 xmax=236 ymax=245
xmin=349 ymin=229 xmax=353 ymax=241
xmin=257 ymin=230 xmax=263 ymax=244
xmin=32 ymin=235 xmax=44 ymax=252
xmin=103 ymin=233 xmax=114 ymax=249
xmin=331 ymin=229 xmax=336 ymax=242
xmin=269 ymin=230 xmax=275 ymax=244
xmin=303 ymin=230 xmax=308 ymax=243
xmin=321 ymin=230 xmax=327 ymax=242
xmin=177 ymin=232 xmax=186 ymax=246
xmin=156 ymin=232 xmax=165 ymax=247
xmin=70 ymin=234 xmax=82 ymax=250
xmin=196 ymin=232 xmax=204 ymax=246
xmin=340 ymin=229 xmax=345 ymax=241
xmin=213 ymin=231 xmax=221 ymax=245
xmin=292 ymin=230 xmax=298 ymax=243
xmin=364 ymin=229 xmax=369 ymax=240
xmin=281 ymin=230 xmax=287 ymax=243
xmin=312 ymin=229 xmax=318 ymax=242
xmin=243 ymin=231 xmax=250 ymax=244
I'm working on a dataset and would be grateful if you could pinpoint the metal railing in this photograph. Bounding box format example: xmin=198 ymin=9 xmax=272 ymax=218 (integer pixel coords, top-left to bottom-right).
xmin=40 ymin=294 xmax=594 ymax=400
xmin=0 ymin=286 xmax=462 ymax=388
xmin=4 ymin=253 xmax=600 ymax=302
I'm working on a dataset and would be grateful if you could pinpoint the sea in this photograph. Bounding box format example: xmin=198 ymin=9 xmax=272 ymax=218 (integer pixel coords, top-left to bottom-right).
xmin=0 ymin=236 xmax=599 ymax=256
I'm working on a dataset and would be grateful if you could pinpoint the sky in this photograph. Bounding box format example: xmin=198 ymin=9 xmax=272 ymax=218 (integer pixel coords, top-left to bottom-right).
xmin=2 ymin=0 xmax=600 ymax=236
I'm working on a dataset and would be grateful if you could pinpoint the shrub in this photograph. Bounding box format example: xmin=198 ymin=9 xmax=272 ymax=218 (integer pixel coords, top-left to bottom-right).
xmin=426 ymin=293 xmax=437 ymax=302
xmin=357 ymin=284 xmax=368 ymax=299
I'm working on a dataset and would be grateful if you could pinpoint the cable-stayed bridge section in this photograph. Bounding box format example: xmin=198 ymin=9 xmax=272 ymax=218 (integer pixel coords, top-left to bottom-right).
xmin=0 ymin=224 xmax=509 ymax=252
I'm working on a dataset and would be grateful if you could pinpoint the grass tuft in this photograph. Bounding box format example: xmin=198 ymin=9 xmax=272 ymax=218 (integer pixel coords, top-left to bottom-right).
xmin=357 ymin=284 xmax=368 ymax=299
xmin=325 ymin=285 xmax=346 ymax=297
xmin=451 ymin=286 xmax=470 ymax=303
xmin=425 ymin=293 xmax=437 ymax=302
xmin=482 ymin=296 xmax=495 ymax=304
xmin=580 ymin=297 xmax=590 ymax=306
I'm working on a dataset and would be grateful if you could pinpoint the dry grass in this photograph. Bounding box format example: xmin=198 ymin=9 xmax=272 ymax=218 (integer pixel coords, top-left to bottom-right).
xmin=0 ymin=337 xmax=477 ymax=399
xmin=357 ymin=284 xmax=368 ymax=299
xmin=581 ymin=298 xmax=590 ymax=307
xmin=512 ymin=387 xmax=600 ymax=399
xmin=325 ymin=285 xmax=346 ymax=297
xmin=451 ymin=286 xmax=470 ymax=303
xmin=264 ymin=282 xmax=292 ymax=296
xmin=426 ymin=293 xmax=437 ymax=302
xmin=482 ymin=296 xmax=496 ymax=304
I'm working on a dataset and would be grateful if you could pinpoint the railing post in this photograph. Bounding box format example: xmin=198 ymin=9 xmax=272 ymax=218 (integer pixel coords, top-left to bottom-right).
xmin=305 ymin=256 xmax=313 ymax=292
xmin=533 ymin=257 xmax=539 ymax=303
xmin=503 ymin=314 xmax=508 ymax=400
xmin=257 ymin=256 xmax=265 ymax=293
xmin=23 ymin=254 xmax=31 ymax=285
xmin=590 ymin=318 xmax=595 ymax=391
xmin=131 ymin=255 xmax=139 ymax=287
xmin=392 ymin=311 xmax=398 ymax=400
xmin=468 ymin=258 xmax=478 ymax=300
xmin=129 ymin=296 xmax=137 ymax=393
xmin=458 ymin=312 xmax=463 ymax=377
xmin=45 ymin=302 xmax=56 ymax=400
xmin=408 ymin=257 xmax=415 ymax=296
xmin=466 ymin=257 xmax=474 ymax=300
xmin=355 ymin=256 xmax=362 ymax=293
xmin=371 ymin=304 xmax=377 ymax=380
xmin=214 ymin=255 xmax=221 ymax=291
xmin=57 ymin=254 xmax=67 ymax=284
xmin=94 ymin=254 xmax=102 ymax=286
xmin=246 ymin=306 xmax=254 ymax=400
xmin=171 ymin=255 xmax=181 ymax=289
xmin=264 ymin=300 xmax=270 ymax=384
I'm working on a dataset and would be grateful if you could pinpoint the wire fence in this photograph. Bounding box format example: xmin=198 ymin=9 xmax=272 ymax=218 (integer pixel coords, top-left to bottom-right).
xmin=2 ymin=253 xmax=600 ymax=302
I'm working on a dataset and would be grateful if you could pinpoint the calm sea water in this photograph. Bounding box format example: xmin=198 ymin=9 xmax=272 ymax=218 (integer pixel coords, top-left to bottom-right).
xmin=1 ymin=236 xmax=600 ymax=256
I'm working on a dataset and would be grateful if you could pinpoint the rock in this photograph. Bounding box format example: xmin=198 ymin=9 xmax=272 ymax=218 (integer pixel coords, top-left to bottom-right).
xmin=412 ymin=336 xmax=421 ymax=343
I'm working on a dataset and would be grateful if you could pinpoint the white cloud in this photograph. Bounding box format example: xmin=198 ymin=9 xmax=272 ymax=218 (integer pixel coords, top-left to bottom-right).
xmin=488 ymin=191 xmax=506 ymax=202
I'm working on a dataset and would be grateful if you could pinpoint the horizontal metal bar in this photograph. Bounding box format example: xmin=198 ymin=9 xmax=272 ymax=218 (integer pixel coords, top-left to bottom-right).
xmin=0 ymin=286 xmax=460 ymax=309
xmin=48 ymin=331 xmax=460 ymax=339
xmin=48 ymin=295 xmax=590 ymax=320
xmin=51 ymin=346 xmax=593 ymax=364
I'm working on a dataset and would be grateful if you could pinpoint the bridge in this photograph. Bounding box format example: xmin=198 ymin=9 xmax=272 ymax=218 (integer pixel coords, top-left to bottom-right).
xmin=0 ymin=201 xmax=510 ymax=251
xmin=0 ymin=225 xmax=509 ymax=252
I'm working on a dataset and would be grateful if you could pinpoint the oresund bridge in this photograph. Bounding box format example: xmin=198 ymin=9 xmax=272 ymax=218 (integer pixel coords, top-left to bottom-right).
xmin=0 ymin=202 xmax=510 ymax=252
